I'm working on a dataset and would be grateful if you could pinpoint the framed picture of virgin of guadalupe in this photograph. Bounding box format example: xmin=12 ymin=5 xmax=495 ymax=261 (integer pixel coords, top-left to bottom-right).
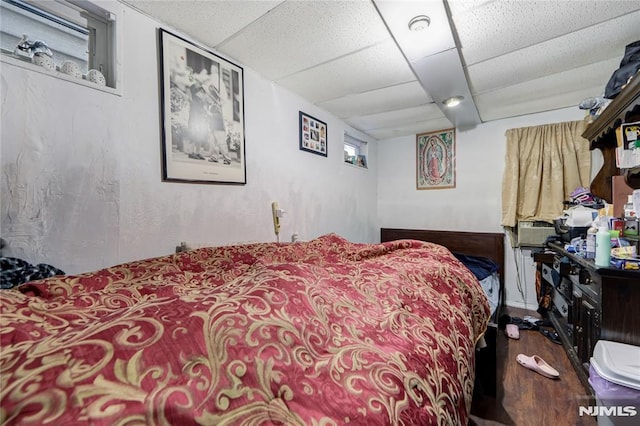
xmin=158 ymin=28 xmax=246 ymax=184
xmin=416 ymin=128 xmax=455 ymax=190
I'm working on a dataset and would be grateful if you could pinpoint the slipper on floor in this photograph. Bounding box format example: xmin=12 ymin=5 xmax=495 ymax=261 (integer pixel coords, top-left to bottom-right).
xmin=540 ymin=328 xmax=562 ymax=345
xmin=534 ymin=319 xmax=552 ymax=327
xmin=524 ymin=315 xmax=552 ymax=328
xmin=516 ymin=354 xmax=560 ymax=379
xmin=498 ymin=315 xmax=521 ymax=329
xmin=517 ymin=322 xmax=539 ymax=330
xmin=505 ymin=323 xmax=520 ymax=339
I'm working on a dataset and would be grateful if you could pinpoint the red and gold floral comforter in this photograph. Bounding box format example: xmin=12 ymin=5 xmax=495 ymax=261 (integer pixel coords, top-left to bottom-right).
xmin=0 ymin=234 xmax=489 ymax=425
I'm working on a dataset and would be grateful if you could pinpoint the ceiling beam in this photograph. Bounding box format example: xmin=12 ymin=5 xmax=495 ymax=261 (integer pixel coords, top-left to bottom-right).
xmin=373 ymin=0 xmax=481 ymax=130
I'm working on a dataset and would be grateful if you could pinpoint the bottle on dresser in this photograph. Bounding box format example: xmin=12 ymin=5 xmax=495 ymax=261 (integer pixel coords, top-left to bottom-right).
xmin=624 ymin=194 xmax=638 ymax=237
xmin=595 ymin=226 xmax=611 ymax=267
xmin=586 ymin=225 xmax=597 ymax=259
xmin=624 ymin=195 xmax=636 ymax=218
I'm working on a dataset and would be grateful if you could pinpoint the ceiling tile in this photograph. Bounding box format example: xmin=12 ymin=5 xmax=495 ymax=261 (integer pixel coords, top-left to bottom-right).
xmin=276 ymin=40 xmax=416 ymax=103
xmin=446 ymin=0 xmax=495 ymax=16
xmin=452 ymin=0 xmax=640 ymax=65
xmin=346 ymin=104 xmax=445 ymax=132
xmin=365 ymin=116 xmax=454 ymax=140
xmin=317 ymin=81 xmax=432 ymax=119
xmin=123 ymin=1 xmax=283 ymax=47
xmin=468 ymin=12 xmax=640 ymax=94
xmin=217 ymin=0 xmax=391 ymax=80
xmin=474 ymin=59 xmax=616 ymax=122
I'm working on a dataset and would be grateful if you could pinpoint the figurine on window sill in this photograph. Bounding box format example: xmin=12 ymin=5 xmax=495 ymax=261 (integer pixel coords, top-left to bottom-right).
xmin=14 ymin=34 xmax=52 ymax=59
xmin=14 ymin=34 xmax=55 ymax=70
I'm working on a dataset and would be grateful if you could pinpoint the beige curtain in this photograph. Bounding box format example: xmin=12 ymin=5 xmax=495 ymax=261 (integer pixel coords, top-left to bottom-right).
xmin=501 ymin=120 xmax=591 ymax=227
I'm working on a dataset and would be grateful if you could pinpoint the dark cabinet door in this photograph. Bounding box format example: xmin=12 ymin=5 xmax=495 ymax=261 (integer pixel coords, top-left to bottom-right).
xmin=572 ymin=290 xmax=583 ymax=355
xmin=600 ymin=276 xmax=640 ymax=346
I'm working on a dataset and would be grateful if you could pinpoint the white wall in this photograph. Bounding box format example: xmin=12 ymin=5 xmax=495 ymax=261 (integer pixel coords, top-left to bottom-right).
xmin=377 ymin=107 xmax=599 ymax=310
xmin=0 ymin=3 xmax=378 ymax=274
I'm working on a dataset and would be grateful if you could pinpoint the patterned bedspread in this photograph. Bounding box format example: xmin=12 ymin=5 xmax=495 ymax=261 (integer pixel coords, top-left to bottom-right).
xmin=0 ymin=234 xmax=489 ymax=425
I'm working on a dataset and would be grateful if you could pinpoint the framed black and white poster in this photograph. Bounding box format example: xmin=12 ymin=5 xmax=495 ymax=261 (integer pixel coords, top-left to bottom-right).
xmin=158 ymin=28 xmax=246 ymax=184
xmin=299 ymin=111 xmax=327 ymax=157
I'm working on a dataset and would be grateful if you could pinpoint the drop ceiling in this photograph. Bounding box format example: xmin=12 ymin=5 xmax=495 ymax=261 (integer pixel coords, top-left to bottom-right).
xmin=123 ymin=0 xmax=640 ymax=140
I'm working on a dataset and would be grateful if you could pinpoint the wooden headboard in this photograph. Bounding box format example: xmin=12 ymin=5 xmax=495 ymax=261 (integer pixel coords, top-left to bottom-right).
xmin=380 ymin=228 xmax=505 ymax=317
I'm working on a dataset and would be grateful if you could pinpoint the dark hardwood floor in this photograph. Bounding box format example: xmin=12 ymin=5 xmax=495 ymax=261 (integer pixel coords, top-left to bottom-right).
xmin=470 ymin=307 xmax=596 ymax=426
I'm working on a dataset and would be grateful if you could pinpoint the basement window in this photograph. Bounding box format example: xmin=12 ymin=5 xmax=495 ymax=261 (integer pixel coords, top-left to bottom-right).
xmin=344 ymin=132 xmax=368 ymax=168
xmin=0 ymin=0 xmax=118 ymax=89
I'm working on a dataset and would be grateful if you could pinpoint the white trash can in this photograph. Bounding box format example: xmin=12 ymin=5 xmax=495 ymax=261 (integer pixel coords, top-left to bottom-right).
xmin=588 ymin=340 xmax=640 ymax=426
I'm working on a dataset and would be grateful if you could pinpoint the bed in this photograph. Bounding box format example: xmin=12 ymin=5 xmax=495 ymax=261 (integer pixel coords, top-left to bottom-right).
xmin=380 ymin=228 xmax=506 ymax=400
xmin=380 ymin=228 xmax=505 ymax=322
xmin=0 ymin=233 xmax=490 ymax=425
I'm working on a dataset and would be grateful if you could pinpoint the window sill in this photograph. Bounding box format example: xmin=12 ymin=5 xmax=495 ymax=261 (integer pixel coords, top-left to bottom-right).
xmin=1 ymin=53 xmax=121 ymax=97
xmin=344 ymin=161 xmax=368 ymax=170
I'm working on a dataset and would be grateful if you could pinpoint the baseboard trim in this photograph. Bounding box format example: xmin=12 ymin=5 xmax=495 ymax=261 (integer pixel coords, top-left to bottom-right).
xmin=503 ymin=301 xmax=538 ymax=311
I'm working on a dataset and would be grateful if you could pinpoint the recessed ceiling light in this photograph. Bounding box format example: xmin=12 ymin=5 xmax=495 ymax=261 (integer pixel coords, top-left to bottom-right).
xmin=408 ymin=15 xmax=430 ymax=32
xmin=443 ymin=96 xmax=464 ymax=107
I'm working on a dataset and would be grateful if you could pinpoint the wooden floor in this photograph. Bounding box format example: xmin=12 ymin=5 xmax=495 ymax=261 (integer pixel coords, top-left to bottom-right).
xmin=470 ymin=307 xmax=596 ymax=426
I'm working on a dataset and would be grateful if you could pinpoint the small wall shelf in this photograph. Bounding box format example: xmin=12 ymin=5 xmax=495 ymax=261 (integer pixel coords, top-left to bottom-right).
xmin=584 ymin=76 xmax=640 ymax=202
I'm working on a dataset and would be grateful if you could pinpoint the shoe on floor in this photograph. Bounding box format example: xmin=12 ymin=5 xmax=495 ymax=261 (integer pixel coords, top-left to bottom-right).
xmin=516 ymin=354 xmax=560 ymax=379
xmin=505 ymin=323 xmax=520 ymax=339
xmin=540 ymin=328 xmax=562 ymax=345
xmin=517 ymin=321 xmax=538 ymax=330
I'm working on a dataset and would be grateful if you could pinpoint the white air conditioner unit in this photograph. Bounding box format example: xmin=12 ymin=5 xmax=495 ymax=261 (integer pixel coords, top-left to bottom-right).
xmin=516 ymin=221 xmax=556 ymax=247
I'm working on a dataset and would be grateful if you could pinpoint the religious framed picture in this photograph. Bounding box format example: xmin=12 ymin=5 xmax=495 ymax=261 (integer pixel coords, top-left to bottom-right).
xmin=416 ymin=128 xmax=455 ymax=190
xmin=158 ymin=28 xmax=246 ymax=184
xmin=299 ymin=111 xmax=327 ymax=157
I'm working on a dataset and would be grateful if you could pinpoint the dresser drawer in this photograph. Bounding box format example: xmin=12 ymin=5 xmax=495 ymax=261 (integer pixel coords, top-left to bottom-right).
xmin=552 ymin=288 xmax=571 ymax=318
xmin=553 ymin=256 xmax=573 ymax=275
xmin=556 ymin=276 xmax=573 ymax=301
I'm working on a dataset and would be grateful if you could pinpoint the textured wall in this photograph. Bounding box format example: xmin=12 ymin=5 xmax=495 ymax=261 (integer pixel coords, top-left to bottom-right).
xmin=0 ymin=4 xmax=377 ymax=274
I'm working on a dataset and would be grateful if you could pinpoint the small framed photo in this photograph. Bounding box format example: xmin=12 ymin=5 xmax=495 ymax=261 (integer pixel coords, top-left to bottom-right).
xmin=299 ymin=111 xmax=327 ymax=157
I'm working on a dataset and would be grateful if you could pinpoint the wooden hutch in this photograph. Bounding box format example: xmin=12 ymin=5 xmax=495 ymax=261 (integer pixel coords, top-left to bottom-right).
xmin=585 ymin=75 xmax=640 ymax=200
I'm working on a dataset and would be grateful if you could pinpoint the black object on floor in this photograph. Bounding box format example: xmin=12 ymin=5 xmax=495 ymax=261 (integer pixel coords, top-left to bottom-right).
xmin=540 ymin=328 xmax=562 ymax=345
xmin=498 ymin=314 xmax=511 ymax=330
xmin=533 ymin=318 xmax=552 ymax=328
xmin=498 ymin=315 xmax=545 ymax=331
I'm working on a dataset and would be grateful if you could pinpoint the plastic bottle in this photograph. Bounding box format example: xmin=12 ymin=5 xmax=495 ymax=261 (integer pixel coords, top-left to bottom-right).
xmin=595 ymin=226 xmax=611 ymax=268
xmin=624 ymin=195 xmax=636 ymax=218
xmin=585 ymin=226 xmax=597 ymax=259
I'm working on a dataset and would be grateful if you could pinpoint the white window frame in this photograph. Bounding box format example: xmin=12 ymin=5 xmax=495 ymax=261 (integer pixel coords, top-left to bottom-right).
xmin=344 ymin=132 xmax=368 ymax=169
xmin=0 ymin=0 xmax=121 ymax=94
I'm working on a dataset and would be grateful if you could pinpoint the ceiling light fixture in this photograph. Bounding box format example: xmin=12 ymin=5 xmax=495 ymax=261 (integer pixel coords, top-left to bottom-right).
xmin=408 ymin=15 xmax=430 ymax=32
xmin=443 ymin=96 xmax=464 ymax=107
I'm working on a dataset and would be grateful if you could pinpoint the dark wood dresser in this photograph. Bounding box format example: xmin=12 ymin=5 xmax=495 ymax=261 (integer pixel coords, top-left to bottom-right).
xmin=535 ymin=243 xmax=640 ymax=393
